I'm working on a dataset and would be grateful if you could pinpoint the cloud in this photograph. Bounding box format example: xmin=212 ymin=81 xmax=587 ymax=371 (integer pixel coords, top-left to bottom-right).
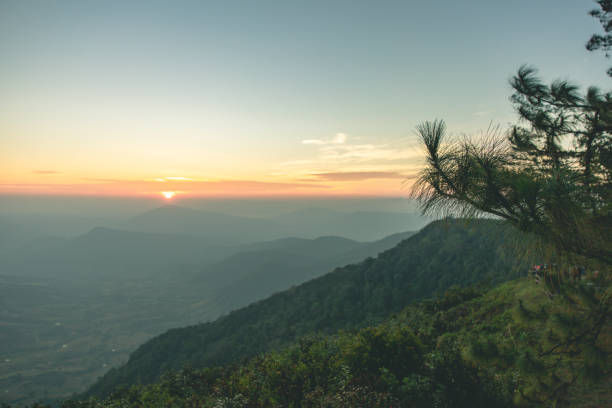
xmin=164 ymin=176 xmax=194 ymax=181
xmin=333 ymin=133 xmax=347 ymax=144
xmin=33 ymin=170 xmax=60 ymax=175
xmin=289 ymin=135 xmax=425 ymax=187
xmin=302 ymin=133 xmax=348 ymax=145
xmin=308 ymin=171 xmax=410 ymax=182
xmin=298 ymin=133 xmax=425 ymax=167
xmin=318 ymin=143 xmax=423 ymax=163
xmin=302 ymin=139 xmax=326 ymax=145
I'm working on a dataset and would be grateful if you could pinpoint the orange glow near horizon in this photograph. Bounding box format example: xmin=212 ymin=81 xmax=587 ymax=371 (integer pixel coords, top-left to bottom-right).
xmin=0 ymin=173 xmax=419 ymax=198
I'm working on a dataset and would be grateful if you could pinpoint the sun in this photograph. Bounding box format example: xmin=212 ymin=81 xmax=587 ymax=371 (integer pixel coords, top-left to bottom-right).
xmin=161 ymin=191 xmax=175 ymax=199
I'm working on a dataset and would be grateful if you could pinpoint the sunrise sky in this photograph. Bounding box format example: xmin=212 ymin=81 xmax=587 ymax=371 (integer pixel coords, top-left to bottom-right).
xmin=1 ymin=0 xmax=609 ymax=197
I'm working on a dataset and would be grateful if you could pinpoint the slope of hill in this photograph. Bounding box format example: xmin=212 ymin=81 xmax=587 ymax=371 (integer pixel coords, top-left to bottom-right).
xmin=69 ymin=279 xmax=612 ymax=408
xmin=86 ymin=218 xmax=530 ymax=397
xmin=205 ymin=231 xmax=415 ymax=312
xmin=236 ymin=235 xmax=360 ymax=256
xmin=237 ymin=231 xmax=414 ymax=257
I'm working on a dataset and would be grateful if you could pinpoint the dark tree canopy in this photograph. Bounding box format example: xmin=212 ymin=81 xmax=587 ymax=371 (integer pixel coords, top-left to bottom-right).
xmin=586 ymin=0 xmax=612 ymax=76
xmin=412 ymin=67 xmax=611 ymax=265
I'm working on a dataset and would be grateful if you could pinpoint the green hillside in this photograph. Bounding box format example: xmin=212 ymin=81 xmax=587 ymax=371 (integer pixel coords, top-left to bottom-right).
xmin=200 ymin=231 xmax=415 ymax=313
xmin=61 ymin=279 xmax=612 ymax=407
xmin=85 ymin=219 xmax=530 ymax=397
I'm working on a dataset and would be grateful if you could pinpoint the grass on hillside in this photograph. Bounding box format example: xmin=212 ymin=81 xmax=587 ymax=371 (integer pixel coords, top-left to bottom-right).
xmin=48 ymin=277 xmax=611 ymax=408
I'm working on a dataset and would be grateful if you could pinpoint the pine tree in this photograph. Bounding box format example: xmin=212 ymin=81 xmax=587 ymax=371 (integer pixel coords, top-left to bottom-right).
xmin=412 ymin=6 xmax=612 ymax=405
xmin=412 ymin=68 xmax=611 ymax=264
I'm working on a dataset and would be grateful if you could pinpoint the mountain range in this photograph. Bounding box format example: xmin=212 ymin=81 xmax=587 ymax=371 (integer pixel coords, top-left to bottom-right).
xmin=86 ymin=218 xmax=530 ymax=397
xmin=0 ymin=210 xmax=418 ymax=406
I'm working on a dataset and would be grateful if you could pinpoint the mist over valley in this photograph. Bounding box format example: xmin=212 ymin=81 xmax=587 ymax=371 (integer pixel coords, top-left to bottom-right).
xmin=0 ymin=197 xmax=426 ymax=405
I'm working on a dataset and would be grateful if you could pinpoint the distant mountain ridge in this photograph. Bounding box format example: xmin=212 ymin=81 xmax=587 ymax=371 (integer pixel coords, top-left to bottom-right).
xmin=237 ymin=235 xmax=360 ymax=255
xmin=271 ymin=207 xmax=430 ymax=241
xmin=200 ymin=231 xmax=416 ymax=313
xmin=87 ymin=218 xmax=530 ymax=397
xmin=2 ymin=223 xmax=413 ymax=285
xmin=2 ymin=204 xmax=424 ymax=283
xmin=0 ymin=224 xmax=417 ymax=405
xmin=2 ymin=227 xmax=232 ymax=280
xmin=121 ymin=204 xmax=429 ymax=243
xmin=122 ymin=205 xmax=282 ymax=245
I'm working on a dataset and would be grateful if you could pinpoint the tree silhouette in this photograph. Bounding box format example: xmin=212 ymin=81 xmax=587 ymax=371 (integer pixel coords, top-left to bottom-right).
xmin=412 ymin=11 xmax=612 ymax=404
xmin=586 ymin=0 xmax=612 ymax=76
xmin=412 ymin=67 xmax=611 ymax=265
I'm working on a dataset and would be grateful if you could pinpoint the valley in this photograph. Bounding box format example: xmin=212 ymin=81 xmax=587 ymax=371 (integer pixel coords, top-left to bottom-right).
xmin=0 ymin=203 xmax=422 ymax=405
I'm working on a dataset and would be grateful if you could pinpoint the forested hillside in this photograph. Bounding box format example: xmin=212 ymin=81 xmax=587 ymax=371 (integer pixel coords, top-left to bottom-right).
xmin=62 ymin=279 xmax=612 ymax=408
xmin=200 ymin=232 xmax=415 ymax=313
xmin=86 ymin=218 xmax=531 ymax=397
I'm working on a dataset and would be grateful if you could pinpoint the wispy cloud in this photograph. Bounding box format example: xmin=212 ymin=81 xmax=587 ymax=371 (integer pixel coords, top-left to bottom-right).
xmin=333 ymin=133 xmax=347 ymax=144
xmin=164 ymin=176 xmax=194 ymax=181
xmin=302 ymin=139 xmax=326 ymax=145
xmin=308 ymin=171 xmax=409 ymax=182
xmin=302 ymin=133 xmax=348 ymax=145
xmin=296 ymin=135 xmax=424 ymax=168
xmin=286 ymin=134 xmax=425 ymax=189
xmin=318 ymin=143 xmax=423 ymax=164
xmin=33 ymin=170 xmax=60 ymax=175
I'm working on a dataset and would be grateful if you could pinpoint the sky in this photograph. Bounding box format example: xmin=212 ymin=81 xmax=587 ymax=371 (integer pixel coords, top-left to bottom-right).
xmin=0 ymin=0 xmax=609 ymax=198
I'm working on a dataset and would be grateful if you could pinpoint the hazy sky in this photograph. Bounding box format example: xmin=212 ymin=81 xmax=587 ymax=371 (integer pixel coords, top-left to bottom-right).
xmin=1 ymin=0 xmax=609 ymax=197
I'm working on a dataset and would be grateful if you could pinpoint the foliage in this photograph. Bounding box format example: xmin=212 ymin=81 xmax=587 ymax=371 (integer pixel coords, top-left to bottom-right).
xmin=412 ymin=17 xmax=612 ymax=404
xmin=26 ymin=279 xmax=610 ymax=408
xmin=412 ymin=69 xmax=611 ymax=264
xmin=58 ymin=285 xmax=520 ymax=408
xmin=586 ymin=0 xmax=612 ymax=76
